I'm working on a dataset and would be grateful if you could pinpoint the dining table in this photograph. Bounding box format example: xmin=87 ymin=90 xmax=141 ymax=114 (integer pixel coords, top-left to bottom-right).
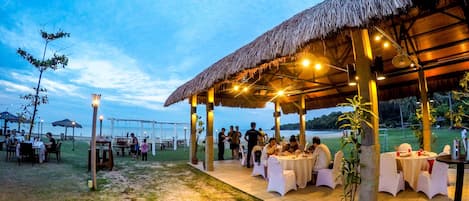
xmin=272 ymin=154 xmax=314 ymax=188
xmin=16 ymin=141 xmax=46 ymax=163
xmin=393 ymin=151 xmax=437 ymax=191
xmin=436 ymin=154 xmax=469 ymax=201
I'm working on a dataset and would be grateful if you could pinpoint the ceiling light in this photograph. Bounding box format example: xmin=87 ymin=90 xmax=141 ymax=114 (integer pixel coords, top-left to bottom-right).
xmin=301 ymin=59 xmax=310 ymax=67
xmin=314 ymin=63 xmax=321 ymax=70
xmin=347 ymin=64 xmax=357 ymax=86
xmin=242 ymin=87 xmax=248 ymax=92
xmin=383 ymin=41 xmax=390 ymax=48
xmin=374 ymin=35 xmax=382 ymax=41
xmin=277 ymin=90 xmax=285 ymax=96
xmin=233 ymin=85 xmax=240 ymax=91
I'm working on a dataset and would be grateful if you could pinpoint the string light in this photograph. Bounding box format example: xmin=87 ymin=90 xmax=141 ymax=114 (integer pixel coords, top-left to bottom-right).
xmin=233 ymin=85 xmax=240 ymax=91
xmin=374 ymin=35 xmax=382 ymax=41
xmin=277 ymin=90 xmax=285 ymax=96
xmin=301 ymin=59 xmax=310 ymax=67
xmin=383 ymin=41 xmax=390 ymax=48
xmin=314 ymin=63 xmax=322 ymax=70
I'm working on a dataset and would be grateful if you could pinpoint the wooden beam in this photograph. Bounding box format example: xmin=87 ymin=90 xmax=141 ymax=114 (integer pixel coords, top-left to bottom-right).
xmin=190 ymin=95 xmax=197 ymax=164
xmin=351 ymin=29 xmax=380 ymax=201
xmin=418 ymin=69 xmax=432 ymax=151
xmin=299 ymin=95 xmax=306 ymax=147
xmin=205 ymin=88 xmax=214 ymax=171
xmin=274 ymin=101 xmax=281 ymax=141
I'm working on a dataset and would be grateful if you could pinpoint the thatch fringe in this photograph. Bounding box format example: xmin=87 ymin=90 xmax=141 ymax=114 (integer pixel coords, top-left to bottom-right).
xmin=164 ymin=0 xmax=413 ymax=107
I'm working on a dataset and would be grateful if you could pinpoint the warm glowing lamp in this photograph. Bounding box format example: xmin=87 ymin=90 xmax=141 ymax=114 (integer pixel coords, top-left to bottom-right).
xmin=92 ymin=94 xmax=101 ymax=107
xmin=374 ymin=35 xmax=382 ymax=41
xmin=233 ymin=85 xmax=240 ymax=91
xmin=383 ymin=41 xmax=390 ymax=48
xmin=242 ymin=87 xmax=248 ymax=92
xmin=277 ymin=90 xmax=285 ymax=96
xmin=301 ymin=59 xmax=310 ymax=67
xmin=314 ymin=63 xmax=322 ymax=70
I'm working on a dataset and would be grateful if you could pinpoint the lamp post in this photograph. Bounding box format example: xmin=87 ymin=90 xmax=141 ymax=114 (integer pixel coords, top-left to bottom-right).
xmin=90 ymin=94 xmax=101 ymax=190
xmin=40 ymin=119 xmax=44 ymax=139
xmin=72 ymin=121 xmax=76 ymax=151
xmin=184 ymin=127 xmax=187 ymax=149
xmin=99 ymin=115 xmax=103 ymax=137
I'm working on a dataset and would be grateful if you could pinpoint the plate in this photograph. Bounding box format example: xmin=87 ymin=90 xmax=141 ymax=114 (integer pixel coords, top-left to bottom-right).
xmin=399 ymin=152 xmax=411 ymax=157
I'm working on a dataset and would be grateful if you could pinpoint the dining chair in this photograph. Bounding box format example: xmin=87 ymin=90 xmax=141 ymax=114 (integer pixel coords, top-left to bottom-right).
xmin=398 ymin=143 xmax=412 ymax=152
xmin=18 ymin=143 xmax=35 ymax=166
xmin=378 ymin=152 xmax=405 ymax=196
xmin=48 ymin=142 xmax=62 ymax=162
xmin=239 ymin=145 xmax=247 ymax=166
xmin=5 ymin=143 xmax=16 ymax=161
xmin=416 ymin=161 xmax=448 ymax=199
xmin=251 ymin=149 xmax=266 ymax=178
xmin=438 ymin=145 xmax=450 ymax=156
xmin=266 ymin=157 xmax=296 ymax=196
xmin=316 ymin=150 xmax=343 ymax=189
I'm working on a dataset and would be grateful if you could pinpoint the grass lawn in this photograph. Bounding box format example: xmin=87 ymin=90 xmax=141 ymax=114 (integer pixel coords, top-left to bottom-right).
xmin=0 ymin=138 xmax=259 ymax=201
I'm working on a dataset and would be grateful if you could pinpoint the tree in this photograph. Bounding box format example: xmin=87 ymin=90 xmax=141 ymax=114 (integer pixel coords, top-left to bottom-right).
xmin=17 ymin=30 xmax=70 ymax=137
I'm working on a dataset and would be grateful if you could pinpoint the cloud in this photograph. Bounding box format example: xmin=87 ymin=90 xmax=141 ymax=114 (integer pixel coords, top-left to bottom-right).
xmin=9 ymin=72 xmax=84 ymax=98
xmin=0 ymin=80 xmax=32 ymax=93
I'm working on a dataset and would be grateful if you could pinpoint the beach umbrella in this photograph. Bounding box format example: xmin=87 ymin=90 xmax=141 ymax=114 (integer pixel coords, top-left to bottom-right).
xmin=0 ymin=111 xmax=17 ymax=135
xmin=52 ymin=119 xmax=82 ymax=151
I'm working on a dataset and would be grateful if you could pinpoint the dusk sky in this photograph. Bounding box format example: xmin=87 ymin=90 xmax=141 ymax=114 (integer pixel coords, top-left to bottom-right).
xmin=0 ymin=0 xmax=348 ymax=135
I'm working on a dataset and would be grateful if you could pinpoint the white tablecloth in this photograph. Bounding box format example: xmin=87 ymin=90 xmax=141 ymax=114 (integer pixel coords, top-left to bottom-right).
xmin=273 ymin=154 xmax=314 ymax=188
xmin=394 ymin=151 xmax=437 ymax=190
xmin=16 ymin=141 xmax=46 ymax=163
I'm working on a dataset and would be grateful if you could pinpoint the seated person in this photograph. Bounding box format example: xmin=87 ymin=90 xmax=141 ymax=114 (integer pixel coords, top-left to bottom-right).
xmin=282 ymin=135 xmax=299 ymax=153
xmin=262 ymin=138 xmax=278 ymax=166
xmin=252 ymin=144 xmax=263 ymax=166
xmin=310 ymin=136 xmax=331 ymax=171
xmin=45 ymin=132 xmax=57 ymax=152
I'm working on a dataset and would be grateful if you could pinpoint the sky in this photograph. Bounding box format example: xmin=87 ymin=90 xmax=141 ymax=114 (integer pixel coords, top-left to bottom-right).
xmin=0 ymin=0 xmax=348 ymax=135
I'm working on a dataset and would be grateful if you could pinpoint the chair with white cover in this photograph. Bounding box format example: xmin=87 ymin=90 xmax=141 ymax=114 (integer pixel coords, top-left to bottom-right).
xmin=379 ymin=152 xmax=405 ymax=196
xmin=252 ymin=149 xmax=266 ymax=178
xmin=240 ymin=145 xmax=247 ymax=166
xmin=416 ymin=161 xmax=449 ymax=199
xmin=316 ymin=150 xmax=343 ymax=189
xmin=398 ymin=143 xmax=412 ymax=152
xmin=267 ymin=157 xmax=297 ymax=196
xmin=439 ymin=145 xmax=450 ymax=156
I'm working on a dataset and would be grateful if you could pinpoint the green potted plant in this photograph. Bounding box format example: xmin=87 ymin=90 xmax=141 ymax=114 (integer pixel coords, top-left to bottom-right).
xmin=337 ymin=95 xmax=375 ymax=201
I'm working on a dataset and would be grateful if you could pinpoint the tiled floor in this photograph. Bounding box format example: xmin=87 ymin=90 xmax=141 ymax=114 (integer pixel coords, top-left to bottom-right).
xmin=190 ymin=160 xmax=469 ymax=201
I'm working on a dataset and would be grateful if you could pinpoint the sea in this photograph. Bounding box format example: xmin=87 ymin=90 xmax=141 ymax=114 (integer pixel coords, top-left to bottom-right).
xmin=6 ymin=120 xmax=341 ymax=144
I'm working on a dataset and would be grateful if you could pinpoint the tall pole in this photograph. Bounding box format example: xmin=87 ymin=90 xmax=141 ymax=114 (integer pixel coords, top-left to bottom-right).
xmin=206 ymin=88 xmax=214 ymax=171
xmin=190 ymin=95 xmax=197 ymax=164
xmin=274 ymin=101 xmax=281 ymax=141
xmin=91 ymin=94 xmax=101 ymax=190
xmin=72 ymin=121 xmax=76 ymax=151
xmin=99 ymin=115 xmax=103 ymax=137
xmin=299 ymin=95 xmax=306 ymax=147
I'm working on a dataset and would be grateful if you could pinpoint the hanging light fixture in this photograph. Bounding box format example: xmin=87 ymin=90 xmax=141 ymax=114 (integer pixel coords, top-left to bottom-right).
xmin=392 ymin=49 xmax=412 ymax=68
xmin=347 ymin=64 xmax=357 ymax=86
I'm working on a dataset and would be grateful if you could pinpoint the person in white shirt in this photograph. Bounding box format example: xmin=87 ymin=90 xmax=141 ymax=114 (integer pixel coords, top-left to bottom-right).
xmin=462 ymin=128 xmax=467 ymax=151
xmin=310 ymin=136 xmax=331 ymax=172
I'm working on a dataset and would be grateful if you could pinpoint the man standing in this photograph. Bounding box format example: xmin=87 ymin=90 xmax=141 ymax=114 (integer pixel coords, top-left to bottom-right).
xmin=244 ymin=122 xmax=260 ymax=168
xmin=217 ymin=128 xmax=226 ymax=160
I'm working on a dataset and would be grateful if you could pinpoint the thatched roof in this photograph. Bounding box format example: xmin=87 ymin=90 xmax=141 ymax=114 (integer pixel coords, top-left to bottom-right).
xmin=165 ymin=0 xmax=469 ymax=114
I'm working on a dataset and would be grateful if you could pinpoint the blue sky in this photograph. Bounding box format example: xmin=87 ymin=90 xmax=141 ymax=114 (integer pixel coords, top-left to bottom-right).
xmin=0 ymin=0 xmax=348 ymax=134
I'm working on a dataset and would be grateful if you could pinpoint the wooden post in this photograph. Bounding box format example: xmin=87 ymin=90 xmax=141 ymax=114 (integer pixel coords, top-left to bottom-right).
xmin=351 ymin=29 xmax=380 ymax=201
xmin=418 ymin=69 xmax=432 ymax=151
xmin=299 ymin=95 xmax=306 ymax=147
xmin=274 ymin=100 xmax=281 ymax=141
xmin=190 ymin=95 xmax=197 ymax=164
xmin=205 ymin=88 xmax=214 ymax=171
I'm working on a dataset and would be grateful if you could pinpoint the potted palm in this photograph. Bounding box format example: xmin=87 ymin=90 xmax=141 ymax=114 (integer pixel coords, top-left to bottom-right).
xmin=337 ymin=95 xmax=375 ymax=201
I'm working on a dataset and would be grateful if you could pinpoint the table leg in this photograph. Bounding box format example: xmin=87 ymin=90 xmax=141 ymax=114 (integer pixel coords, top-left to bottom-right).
xmin=454 ymin=164 xmax=464 ymax=201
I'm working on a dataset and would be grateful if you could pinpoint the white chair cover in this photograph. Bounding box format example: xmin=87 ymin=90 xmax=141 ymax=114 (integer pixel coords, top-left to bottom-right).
xmin=439 ymin=145 xmax=451 ymax=156
xmin=417 ymin=161 xmax=448 ymax=199
xmin=378 ymin=152 xmax=405 ymax=196
xmin=240 ymin=145 xmax=247 ymax=166
xmin=267 ymin=157 xmax=297 ymax=196
xmin=398 ymin=143 xmax=412 ymax=152
xmin=316 ymin=150 xmax=343 ymax=189
xmin=252 ymin=149 xmax=266 ymax=178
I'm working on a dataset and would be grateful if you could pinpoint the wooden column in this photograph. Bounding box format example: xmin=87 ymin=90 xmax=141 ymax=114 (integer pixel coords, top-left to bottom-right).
xmin=299 ymin=95 xmax=306 ymax=147
xmin=418 ymin=69 xmax=432 ymax=151
xmin=274 ymin=100 xmax=281 ymax=141
xmin=190 ymin=95 xmax=197 ymax=164
xmin=205 ymin=88 xmax=214 ymax=171
xmin=351 ymin=29 xmax=380 ymax=201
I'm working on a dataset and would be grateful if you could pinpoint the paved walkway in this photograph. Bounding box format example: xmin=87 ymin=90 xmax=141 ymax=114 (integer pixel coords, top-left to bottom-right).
xmin=190 ymin=159 xmax=469 ymax=201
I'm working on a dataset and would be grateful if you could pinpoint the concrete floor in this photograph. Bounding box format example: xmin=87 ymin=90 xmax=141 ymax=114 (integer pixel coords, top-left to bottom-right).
xmin=190 ymin=159 xmax=469 ymax=201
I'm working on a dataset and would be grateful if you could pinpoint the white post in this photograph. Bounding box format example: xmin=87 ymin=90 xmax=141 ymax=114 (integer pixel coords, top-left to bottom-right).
xmin=152 ymin=121 xmax=156 ymax=156
xmin=173 ymin=123 xmax=177 ymax=150
xmin=110 ymin=118 xmax=114 ymax=139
